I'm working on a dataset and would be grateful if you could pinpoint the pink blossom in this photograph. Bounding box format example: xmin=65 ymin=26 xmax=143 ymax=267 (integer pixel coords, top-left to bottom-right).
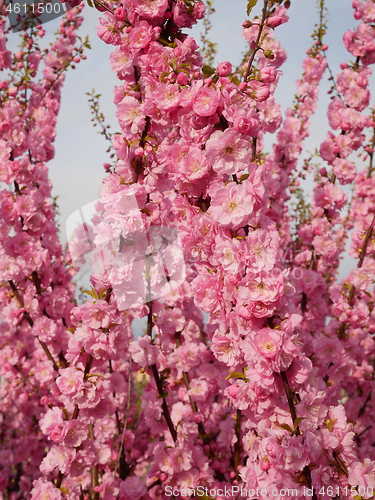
xmin=192 ymin=86 xmax=220 ymax=117
xmin=253 ymin=328 xmax=282 ymax=359
xmin=119 ymin=477 xmax=147 ymax=500
xmin=332 ymin=158 xmax=357 ymax=184
xmin=56 ymin=367 xmax=84 ymax=396
xmin=116 ymin=96 xmax=145 ymax=135
xmin=206 ymin=129 xmax=250 ymax=175
xmin=129 ymin=21 xmax=154 ymax=50
xmin=208 ymin=182 xmax=254 ymax=228
xmin=129 ymin=335 xmax=159 ymax=367
xmin=31 ymin=479 xmax=62 ymax=500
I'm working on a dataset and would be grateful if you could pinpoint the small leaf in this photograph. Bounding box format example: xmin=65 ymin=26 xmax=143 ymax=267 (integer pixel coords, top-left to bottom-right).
xmin=83 ymin=288 xmax=99 ymax=300
xmin=326 ymin=418 xmax=337 ymax=432
xmin=202 ymin=65 xmax=216 ymax=77
xmin=87 ymin=0 xmax=94 ymax=7
xmin=247 ymin=0 xmax=258 ymax=17
xmin=159 ymin=71 xmax=170 ymax=81
xmin=225 ymin=371 xmax=247 ymax=381
xmin=279 ymin=423 xmax=294 ymax=433
xmin=294 ymin=417 xmax=305 ymax=430
xmin=240 ymin=173 xmax=249 ymax=182
xmin=60 ymin=487 xmax=69 ymax=494
xmin=157 ymin=391 xmax=168 ymax=399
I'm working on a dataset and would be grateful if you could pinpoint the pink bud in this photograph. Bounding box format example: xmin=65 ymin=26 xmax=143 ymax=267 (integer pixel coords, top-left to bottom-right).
xmin=73 ymin=56 xmax=80 ymax=63
xmin=260 ymin=66 xmax=277 ymax=83
xmin=40 ymin=396 xmax=49 ymax=405
xmin=134 ymin=147 xmax=144 ymax=157
xmin=8 ymin=87 xmax=17 ymax=96
xmin=11 ymin=161 xmax=21 ymax=172
xmin=196 ymin=439 xmax=203 ymax=446
xmin=132 ymin=450 xmax=142 ymax=460
xmin=159 ymin=473 xmax=167 ymax=482
xmin=260 ymin=458 xmax=270 ymax=471
xmin=239 ymin=82 xmax=247 ymax=91
xmin=193 ymin=413 xmax=202 ymax=423
xmin=230 ymin=471 xmax=236 ymax=479
xmin=0 ymin=121 xmax=9 ymax=132
xmin=114 ymin=6 xmax=126 ymax=20
xmin=217 ymin=61 xmax=232 ymax=77
xmin=111 ymin=451 xmax=118 ymax=461
xmin=268 ymin=16 xmax=283 ymax=28
xmin=177 ymin=72 xmax=188 ymax=86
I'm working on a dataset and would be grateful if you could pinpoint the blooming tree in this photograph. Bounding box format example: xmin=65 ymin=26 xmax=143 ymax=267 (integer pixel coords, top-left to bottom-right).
xmin=1 ymin=0 xmax=375 ymax=500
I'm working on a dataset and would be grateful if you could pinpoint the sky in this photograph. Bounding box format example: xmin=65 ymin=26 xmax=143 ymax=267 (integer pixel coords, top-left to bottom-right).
xmin=6 ymin=0 xmax=367 ymax=295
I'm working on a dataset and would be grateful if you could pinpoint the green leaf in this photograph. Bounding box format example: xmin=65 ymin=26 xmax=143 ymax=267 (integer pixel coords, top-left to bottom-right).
xmin=202 ymin=65 xmax=216 ymax=77
xmin=159 ymin=71 xmax=170 ymax=81
xmin=60 ymin=487 xmax=69 ymax=494
xmin=83 ymin=288 xmax=99 ymax=300
xmin=294 ymin=417 xmax=305 ymax=430
xmin=279 ymin=423 xmax=294 ymax=433
xmin=326 ymin=418 xmax=337 ymax=432
xmin=225 ymin=371 xmax=247 ymax=381
xmin=157 ymin=391 xmax=168 ymax=399
xmin=247 ymin=0 xmax=258 ymax=16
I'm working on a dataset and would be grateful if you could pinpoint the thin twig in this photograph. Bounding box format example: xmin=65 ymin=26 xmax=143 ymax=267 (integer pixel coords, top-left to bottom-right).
xmin=114 ymin=355 xmax=132 ymax=478
xmin=8 ymin=280 xmax=59 ymax=372
xmin=244 ymin=0 xmax=269 ymax=82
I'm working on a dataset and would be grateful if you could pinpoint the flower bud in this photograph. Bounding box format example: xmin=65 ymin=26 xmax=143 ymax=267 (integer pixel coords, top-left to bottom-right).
xmin=217 ymin=61 xmax=232 ymax=77
xmin=114 ymin=6 xmax=126 ymax=20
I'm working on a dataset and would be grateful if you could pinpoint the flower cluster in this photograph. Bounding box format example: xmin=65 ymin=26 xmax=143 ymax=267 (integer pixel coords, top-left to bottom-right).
xmin=1 ymin=0 xmax=375 ymax=500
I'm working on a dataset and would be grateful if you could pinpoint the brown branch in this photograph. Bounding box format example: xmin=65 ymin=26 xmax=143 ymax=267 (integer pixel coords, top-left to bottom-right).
xmin=8 ymin=280 xmax=59 ymax=372
xmin=280 ymin=371 xmax=317 ymax=500
xmin=114 ymin=355 xmax=132 ymax=479
xmin=338 ymin=213 xmax=375 ymax=339
xmin=233 ymin=409 xmax=242 ymax=478
xmin=88 ymin=423 xmax=99 ymax=500
xmin=151 ymin=364 xmax=177 ymax=442
xmin=244 ymin=0 xmax=269 ymax=82
xmin=175 ymin=332 xmax=206 ymax=437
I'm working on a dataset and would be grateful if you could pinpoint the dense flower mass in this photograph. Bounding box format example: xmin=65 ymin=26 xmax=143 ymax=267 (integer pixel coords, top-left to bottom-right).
xmin=1 ymin=1 xmax=375 ymax=500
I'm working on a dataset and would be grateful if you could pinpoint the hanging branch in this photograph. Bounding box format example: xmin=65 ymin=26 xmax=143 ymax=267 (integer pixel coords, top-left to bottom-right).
xmin=338 ymin=213 xmax=375 ymax=339
xmin=8 ymin=280 xmax=59 ymax=372
xmin=114 ymin=354 xmax=132 ymax=479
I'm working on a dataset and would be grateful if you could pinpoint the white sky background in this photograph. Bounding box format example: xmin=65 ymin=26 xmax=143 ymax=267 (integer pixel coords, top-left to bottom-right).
xmin=6 ymin=0 xmax=366 ymax=289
